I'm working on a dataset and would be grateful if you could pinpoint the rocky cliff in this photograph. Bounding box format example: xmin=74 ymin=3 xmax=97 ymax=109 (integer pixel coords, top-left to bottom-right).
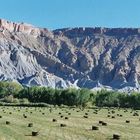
xmin=0 ymin=19 xmax=140 ymax=91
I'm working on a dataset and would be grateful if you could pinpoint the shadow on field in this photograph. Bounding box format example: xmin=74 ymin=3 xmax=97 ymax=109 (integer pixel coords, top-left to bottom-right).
xmin=25 ymin=134 xmax=32 ymax=136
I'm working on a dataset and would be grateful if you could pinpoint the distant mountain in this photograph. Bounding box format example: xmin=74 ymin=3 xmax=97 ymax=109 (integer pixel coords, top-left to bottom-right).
xmin=0 ymin=19 xmax=140 ymax=91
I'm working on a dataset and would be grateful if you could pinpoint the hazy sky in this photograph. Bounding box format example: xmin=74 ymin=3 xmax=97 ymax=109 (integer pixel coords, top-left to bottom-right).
xmin=0 ymin=0 xmax=140 ymax=29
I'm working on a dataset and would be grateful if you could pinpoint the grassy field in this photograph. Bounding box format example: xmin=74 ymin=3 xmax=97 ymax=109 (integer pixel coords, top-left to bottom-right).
xmin=0 ymin=106 xmax=139 ymax=140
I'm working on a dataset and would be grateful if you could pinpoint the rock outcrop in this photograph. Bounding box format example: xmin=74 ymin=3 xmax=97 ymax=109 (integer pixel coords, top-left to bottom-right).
xmin=0 ymin=19 xmax=140 ymax=91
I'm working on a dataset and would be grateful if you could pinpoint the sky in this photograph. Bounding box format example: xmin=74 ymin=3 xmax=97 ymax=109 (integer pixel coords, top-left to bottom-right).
xmin=0 ymin=0 xmax=140 ymax=29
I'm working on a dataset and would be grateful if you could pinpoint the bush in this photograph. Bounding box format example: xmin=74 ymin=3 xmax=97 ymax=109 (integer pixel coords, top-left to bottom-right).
xmin=19 ymin=98 xmax=29 ymax=104
xmin=2 ymin=95 xmax=14 ymax=103
xmin=0 ymin=81 xmax=23 ymax=98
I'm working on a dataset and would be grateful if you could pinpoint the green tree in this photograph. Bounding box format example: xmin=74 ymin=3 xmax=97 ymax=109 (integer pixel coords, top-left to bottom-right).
xmin=0 ymin=81 xmax=23 ymax=97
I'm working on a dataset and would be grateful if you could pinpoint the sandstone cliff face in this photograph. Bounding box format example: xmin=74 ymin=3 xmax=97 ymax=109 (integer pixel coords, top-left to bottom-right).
xmin=0 ymin=19 xmax=140 ymax=91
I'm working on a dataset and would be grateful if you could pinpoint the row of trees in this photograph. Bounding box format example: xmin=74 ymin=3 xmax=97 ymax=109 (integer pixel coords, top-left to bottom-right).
xmin=95 ymin=89 xmax=140 ymax=108
xmin=17 ymin=87 xmax=94 ymax=107
xmin=0 ymin=81 xmax=140 ymax=108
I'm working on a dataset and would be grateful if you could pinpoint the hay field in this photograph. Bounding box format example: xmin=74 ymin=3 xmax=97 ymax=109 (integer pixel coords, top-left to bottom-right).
xmin=0 ymin=106 xmax=139 ymax=140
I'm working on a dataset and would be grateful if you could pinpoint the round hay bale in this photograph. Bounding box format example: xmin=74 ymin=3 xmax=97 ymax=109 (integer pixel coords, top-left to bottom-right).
xmin=6 ymin=121 xmax=10 ymax=125
xmin=93 ymin=112 xmax=98 ymax=114
xmin=133 ymin=112 xmax=139 ymax=116
xmin=126 ymin=120 xmax=130 ymax=123
xmin=24 ymin=115 xmax=27 ymax=118
xmin=60 ymin=124 xmax=66 ymax=127
xmin=111 ymin=110 xmax=115 ymax=114
xmin=28 ymin=123 xmax=33 ymax=127
xmin=117 ymin=114 xmax=119 ymax=116
xmin=102 ymin=122 xmax=107 ymax=126
xmin=92 ymin=126 xmax=99 ymax=130
xmin=52 ymin=119 xmax=57 ymax=122
xmin=85 ymin=113 xmax=88 ymax=115
xmin=113 ymin=134 xmax=120 ymax=139
xmin=32 ymin=131 xmax=39 ymax=136
xmin=99 ymin=121 xmax=103 ymax=124
xmin=65 ymin=117 xmax=68 ymax=120
xmin=83 ymin=115 xmax=88 ymax=118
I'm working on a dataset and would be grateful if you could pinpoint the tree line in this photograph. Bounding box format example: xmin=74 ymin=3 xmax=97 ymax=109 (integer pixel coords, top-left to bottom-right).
xmin=0 ymin=81 xmax=140 ymax=108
